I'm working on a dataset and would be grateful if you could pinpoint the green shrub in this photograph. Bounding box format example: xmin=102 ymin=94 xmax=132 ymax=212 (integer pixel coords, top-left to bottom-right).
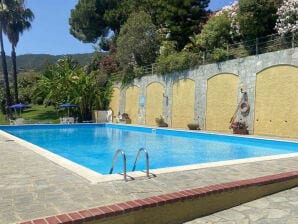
xmin=156 ymin=51 xmax=199 ymax=75
xmin=211 ymin=48 xmax=227 ymax=62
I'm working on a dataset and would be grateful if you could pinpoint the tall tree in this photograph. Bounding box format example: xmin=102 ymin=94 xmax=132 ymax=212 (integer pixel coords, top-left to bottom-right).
xmin=4 ymin=0 xmax=34 ymax=103
xmin=69 ymin=0 xmax=210 ymax=51
xmin=69 ymin=0 xmax=154 ymax=45
xmin=115 ymin=11 xmax=160 ymax=85
xmin=191 ymin=12 xmax=233 ymax=52
xmin=69 ymin=0 xmax=121 ymax=44
xmin=185 ymin=2 xmax=241 ymax=52
xmin=238 ymin=0 xmax=280 ymax=40
xmin=116 ymin=11 xmax=159 ymax=68
xmin=0 ymin=0 xmax=12 ymax=109
xmin=152 ymin=0 xmax=210 ymax=50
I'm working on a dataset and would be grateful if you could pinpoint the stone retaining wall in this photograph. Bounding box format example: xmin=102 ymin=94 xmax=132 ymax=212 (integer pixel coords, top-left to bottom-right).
xmin=111 ymin=48 xmax=298 ymax=137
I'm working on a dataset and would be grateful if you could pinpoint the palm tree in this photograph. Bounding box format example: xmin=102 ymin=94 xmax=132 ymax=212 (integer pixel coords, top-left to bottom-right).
xmin=0 ymin=0 xmax=12 ymax=109
xmin=4 ymin=0 xmax=34 ymax=103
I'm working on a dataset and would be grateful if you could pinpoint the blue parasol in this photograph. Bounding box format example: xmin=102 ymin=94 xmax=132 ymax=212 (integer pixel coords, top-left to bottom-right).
xmin=58 ymin=103 xmax=77 ymax=108
xmin=58 ymin=103 xmax=77 ymax=116
xmin=9 ymin=103 xmax=31 ymax=109
xmin=9 ymin=103 xmax=31 ymax=116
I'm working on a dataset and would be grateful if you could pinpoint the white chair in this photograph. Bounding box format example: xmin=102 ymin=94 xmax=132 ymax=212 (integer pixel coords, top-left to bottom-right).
xmin=67 ymin=117 xmax=75 ymax=124
xmin=15 ymin=118 xmax=25 ymax=125
xmin=60 ymin=117 xmax=74 ymax=124
xmin=106 ymin=110 xmax=113 ymax=123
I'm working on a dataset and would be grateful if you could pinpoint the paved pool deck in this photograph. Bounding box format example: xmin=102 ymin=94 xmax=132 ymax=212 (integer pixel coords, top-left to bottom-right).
xmin=0 ymin=131 xmax=297 ymax=223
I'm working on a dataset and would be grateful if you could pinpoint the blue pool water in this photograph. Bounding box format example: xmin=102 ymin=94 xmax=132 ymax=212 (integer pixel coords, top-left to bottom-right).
xmin=1 ymin=124 xmax=297 ymax=174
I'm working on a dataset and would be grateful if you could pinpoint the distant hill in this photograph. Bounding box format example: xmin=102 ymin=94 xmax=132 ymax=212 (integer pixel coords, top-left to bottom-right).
xmin=0 ymin=53 xmax=94 ymax=75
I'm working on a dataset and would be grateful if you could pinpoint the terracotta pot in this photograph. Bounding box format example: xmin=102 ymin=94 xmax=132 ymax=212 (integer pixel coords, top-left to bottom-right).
xmin=233 ymin=128 xmax=249 ymax=135
xmin=158 ymin=123 xmax=168 ymax=127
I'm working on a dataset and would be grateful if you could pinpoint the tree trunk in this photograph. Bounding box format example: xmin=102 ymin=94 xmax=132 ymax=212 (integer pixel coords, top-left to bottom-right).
xmin=12 ymin=45 xmax=18 ymax=103
xmin=0 ymin=23 xmax=12 ymax=110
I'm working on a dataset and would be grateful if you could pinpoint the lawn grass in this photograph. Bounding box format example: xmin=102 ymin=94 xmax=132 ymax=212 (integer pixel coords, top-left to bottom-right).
xmin=0 ymin=105 xmax=61 ymax=125
xmin=0 ymin=111 xmax=8 ymax=125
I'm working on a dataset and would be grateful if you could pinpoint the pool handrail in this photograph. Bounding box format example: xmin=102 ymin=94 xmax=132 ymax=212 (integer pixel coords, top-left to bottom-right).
xmin=132 ymin=147 xmax=150 ymax=178
xmin=109 ymin=149 xmax=127 ymax=181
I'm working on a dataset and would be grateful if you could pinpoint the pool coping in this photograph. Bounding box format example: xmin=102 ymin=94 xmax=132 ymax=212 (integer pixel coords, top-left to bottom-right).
xmin=18 ymin=170 xmax=298 ymax=224
xmin=1 ymin=126 xmax=298 ymax=184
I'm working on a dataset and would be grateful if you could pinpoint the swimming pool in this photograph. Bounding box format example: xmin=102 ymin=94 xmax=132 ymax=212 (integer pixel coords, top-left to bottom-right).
xmin=1 ymin=124 xmax=298 ymax=176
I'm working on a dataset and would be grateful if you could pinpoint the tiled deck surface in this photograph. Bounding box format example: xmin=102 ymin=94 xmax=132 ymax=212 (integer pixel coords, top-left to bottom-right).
xmin=185 ymin=186 xmax=298 ymax=224
xmin=0 ymin=132 xmax=297 ymax=224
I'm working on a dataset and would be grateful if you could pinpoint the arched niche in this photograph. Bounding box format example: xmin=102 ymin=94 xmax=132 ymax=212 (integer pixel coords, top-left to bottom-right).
xmin=206 ymin=73 xmax=239 ymax=132
xmin=254 ymin=65 xmax=298 ymax=138
xmin=146 ymin=82 xmax=164 ymax=126
xmin=172 ymin=78 xmax=195 ymax=128
xmin=125 ymin=85 xmax=140 ymax=124
xmin=109 ymin=87 xmax=120 ymax=122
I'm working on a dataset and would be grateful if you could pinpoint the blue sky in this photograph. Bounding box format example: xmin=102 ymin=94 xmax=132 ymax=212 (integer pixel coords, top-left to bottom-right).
xmin=5 ymin=0 xmax=235 ymax=56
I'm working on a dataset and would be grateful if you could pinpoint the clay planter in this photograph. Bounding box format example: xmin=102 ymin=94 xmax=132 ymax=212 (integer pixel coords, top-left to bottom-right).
xmin=158 ymin=123 xmax=168 ymax=127
xmin=187 ymin=123 xmax=200 ymax=130
xmin=230 ymin=122 xmax=249 ymax=135
xmin=232 ymin=127 xmax=249 ymax=135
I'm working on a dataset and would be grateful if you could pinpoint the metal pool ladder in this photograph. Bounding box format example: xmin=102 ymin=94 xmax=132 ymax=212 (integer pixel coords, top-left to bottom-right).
xmin=132 ymin=147 xmax=150 ymax=178
xmin=109 ymin=149 xmax=127 ymax=181
xmin=109 ymin=148 xmax=150 ymax=181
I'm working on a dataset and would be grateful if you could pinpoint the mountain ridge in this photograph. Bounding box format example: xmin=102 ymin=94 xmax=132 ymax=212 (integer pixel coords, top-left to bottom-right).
xmin=0 ymin=53 xmax=94 ymax=75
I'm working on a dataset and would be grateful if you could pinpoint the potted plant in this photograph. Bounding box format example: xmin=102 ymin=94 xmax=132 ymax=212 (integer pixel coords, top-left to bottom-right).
xmin=229 ymin=121 xmax=249 ymax=135
xmin=155 ymin=116 xmax=168 ymax=127
xmin=187 ymin=123 xmax=200 ymax=130
xmin=122 ymin=113 xmax=131 ymax=124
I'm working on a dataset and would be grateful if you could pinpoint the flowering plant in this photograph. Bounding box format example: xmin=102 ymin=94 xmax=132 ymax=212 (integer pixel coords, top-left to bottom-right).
xmin=230 ymin=121 xmax=247 ymax=129
xmin=229 ymin=121 xmax=248 ymax=135
xmin=275 ymin=0 xmax=298 ymax=35
xmin=215 ymin=1 xmax=240 ymax=39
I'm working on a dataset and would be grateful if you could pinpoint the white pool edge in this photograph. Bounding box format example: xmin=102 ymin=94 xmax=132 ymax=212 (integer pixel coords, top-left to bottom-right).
xmin=1 ymin=129 xmax=298 ymax=184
